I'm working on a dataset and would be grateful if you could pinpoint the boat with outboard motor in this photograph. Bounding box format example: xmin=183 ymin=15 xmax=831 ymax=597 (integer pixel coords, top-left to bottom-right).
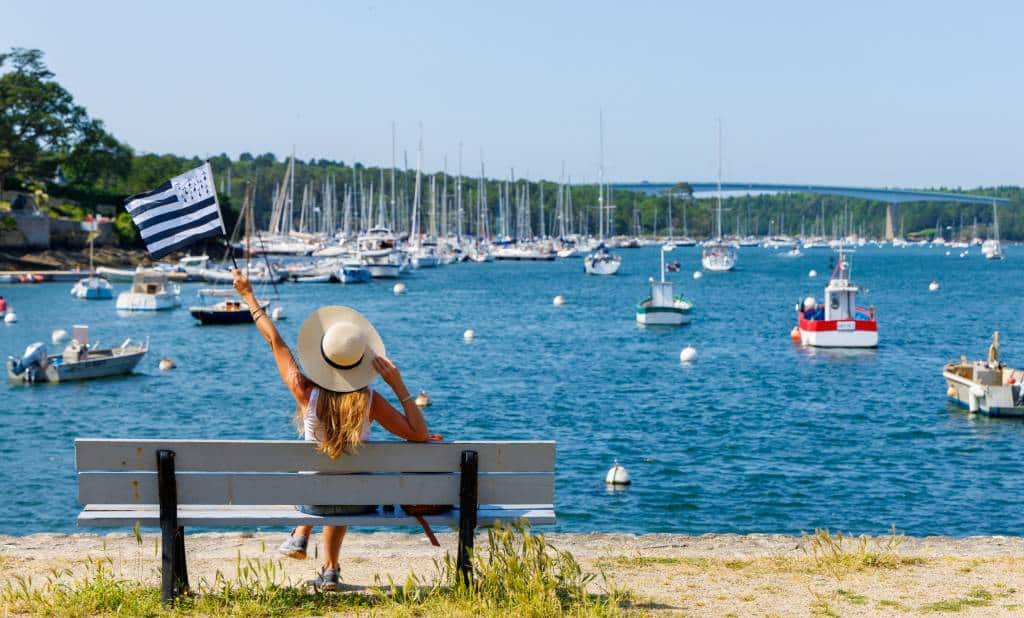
xmin=7 ymin=325 xmax=147 ymax=383
xmin=794 ymin=249 xmax=877 ymax=348
xmin=636 ymin=245 xmax=693 ymax=325
xmin=944 ymin=332 xmax=1024 ymax=417
xmin=70 ymin=276 xmax=113 ymax=300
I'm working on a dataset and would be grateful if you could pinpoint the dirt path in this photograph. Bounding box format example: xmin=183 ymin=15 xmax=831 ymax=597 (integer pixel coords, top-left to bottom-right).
xmin=2 ymin=531 xmax=1022 ymax=615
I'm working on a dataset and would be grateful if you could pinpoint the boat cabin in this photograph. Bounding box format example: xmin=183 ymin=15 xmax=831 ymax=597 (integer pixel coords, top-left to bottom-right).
xmin=131 ymin=273 xmax=169 ymax=295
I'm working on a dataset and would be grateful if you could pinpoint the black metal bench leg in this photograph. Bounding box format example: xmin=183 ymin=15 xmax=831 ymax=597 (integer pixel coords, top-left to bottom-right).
xmin=157 ymin=449 xmax=189 ymax=603
xmin=456 ymin=449 xmax=479 ymax=585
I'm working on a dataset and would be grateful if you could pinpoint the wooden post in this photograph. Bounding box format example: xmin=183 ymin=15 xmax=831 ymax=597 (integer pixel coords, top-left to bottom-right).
xmin=456 ymin=449 xmax=479 ymax=585
xmin=157 ymin=450 xmax=188 ymax=603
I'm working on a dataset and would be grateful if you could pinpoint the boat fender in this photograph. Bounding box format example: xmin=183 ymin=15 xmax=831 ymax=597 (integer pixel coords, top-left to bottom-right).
xmin=946 ymin=386 xmax=956 ymax=398
xmin=790 ymin=327 xmax=801 ymax=341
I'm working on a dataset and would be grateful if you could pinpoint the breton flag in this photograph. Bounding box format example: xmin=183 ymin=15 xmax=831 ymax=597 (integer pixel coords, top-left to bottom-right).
xmin=124 ymin=162 xmax=225 ymax=258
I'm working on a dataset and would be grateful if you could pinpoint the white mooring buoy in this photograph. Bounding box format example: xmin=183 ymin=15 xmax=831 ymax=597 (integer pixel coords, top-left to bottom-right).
xmin=692 ymin=271 xmax=703 ymax=280
xmin=393 ymin=282 xmax=407 ymax=295
xmin=4 ymin=311 xmax=16 ymax=324
xmin=415 ymin=391 xmax=432 ymax=408
xmin=553 ymin=295 xmax=565 ymax=306
xmin=463 ymin=328 xmax=476 ymax=341
xmin=679 ymin=345 xmax=697 ymax=363
xmin=605 ymin=460 xmax=631 ymax=486
xmin=159 ymin=358 xmax=176 ymax=371
xmin=52 ymin=329 xmax=69 ymax=344
xmin=271 ymin=306 xmax=284 ymax=321
xmin=929 ymin=280 xmax=940 ymax=292
xmin=809 ymin=269 xmax=818 ymax=278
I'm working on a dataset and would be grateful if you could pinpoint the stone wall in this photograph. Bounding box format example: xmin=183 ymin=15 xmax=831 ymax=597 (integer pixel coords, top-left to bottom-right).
xmin=0 ymin=212 xmax=50 ymax=249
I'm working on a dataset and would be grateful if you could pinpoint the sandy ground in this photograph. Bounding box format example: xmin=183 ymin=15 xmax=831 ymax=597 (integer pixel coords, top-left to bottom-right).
xmin=2 ymin=531 xmax=1023 ymax=615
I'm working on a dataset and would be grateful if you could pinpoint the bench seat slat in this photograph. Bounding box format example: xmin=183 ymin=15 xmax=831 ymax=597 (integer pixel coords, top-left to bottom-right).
xmin=75 ymin=440 xmax=555 ymax=473
xmin=79 ymin=472 xmax=554 ymax=506
xmin=77 ymin=505 xmax=556 ymax=528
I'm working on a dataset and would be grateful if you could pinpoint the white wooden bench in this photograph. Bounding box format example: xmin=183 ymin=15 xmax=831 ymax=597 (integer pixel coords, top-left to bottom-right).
xmin=75 ymin=439 xmax=556 ymax=602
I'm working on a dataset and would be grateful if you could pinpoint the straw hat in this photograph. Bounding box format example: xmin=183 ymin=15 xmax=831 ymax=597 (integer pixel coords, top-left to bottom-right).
xmin=297 ymin=306 xmax=385 ymax=392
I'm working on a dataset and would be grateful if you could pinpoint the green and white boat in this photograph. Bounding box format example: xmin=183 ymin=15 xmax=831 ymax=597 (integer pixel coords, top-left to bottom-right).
xmin=636 ymin=245 xmax=693 ymax=326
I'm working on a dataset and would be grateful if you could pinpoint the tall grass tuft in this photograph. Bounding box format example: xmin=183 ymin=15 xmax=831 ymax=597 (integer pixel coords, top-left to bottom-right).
xmin=804 ymin=526 xmax=924 ymax=578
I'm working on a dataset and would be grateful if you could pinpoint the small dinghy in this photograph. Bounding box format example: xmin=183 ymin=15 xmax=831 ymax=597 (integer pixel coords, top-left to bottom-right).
xmin=636 ymin=245 xmax=693 ymax=326
xmin=584 ymin=243 xmax=621 ymax=275
xmin=944 ymin=332 xmax=1024 ymax=417
xmin=337 ymin=261 xmax=372 ymax=284
xmin=7 ymin=325 xmax=147 ymax=383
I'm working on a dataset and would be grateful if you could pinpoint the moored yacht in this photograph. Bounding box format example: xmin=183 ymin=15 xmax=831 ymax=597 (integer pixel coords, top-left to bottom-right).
xmin=115 ymin=272 xmax=181 ymax=311
xmin=357 ymin=227 xmax=403 ymax=278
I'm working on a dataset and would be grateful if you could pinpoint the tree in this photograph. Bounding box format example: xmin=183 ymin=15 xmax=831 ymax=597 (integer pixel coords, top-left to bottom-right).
xmin=61 ymin=118 xmax=133 ymax=189
xmin=0 ymin=48 xmax=87 ymax=189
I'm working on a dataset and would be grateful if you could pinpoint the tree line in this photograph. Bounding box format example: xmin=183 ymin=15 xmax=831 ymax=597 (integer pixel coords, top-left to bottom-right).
xmin=2 ymin=46 xmax=1019 ymax=246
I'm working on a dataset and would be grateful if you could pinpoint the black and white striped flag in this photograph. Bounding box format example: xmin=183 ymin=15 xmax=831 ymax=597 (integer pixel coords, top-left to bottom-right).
xmin=124 ymin=162 xmax=225 ymax=258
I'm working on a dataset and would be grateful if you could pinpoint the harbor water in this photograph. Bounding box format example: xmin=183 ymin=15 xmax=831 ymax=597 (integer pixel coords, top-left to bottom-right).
xmin=3 ymin=245 xmax=1024 ymax=536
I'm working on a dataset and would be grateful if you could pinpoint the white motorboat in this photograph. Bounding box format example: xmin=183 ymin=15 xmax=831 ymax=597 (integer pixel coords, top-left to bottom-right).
xmin=411 ymin=243 xmax=441 ymax=268
xmin=358 ymin=227 xmax=404 ymax=278
xmin=70 ymin=276 xmax=113 ymax=300
xmin=781 ymin=247 xmax=803 ymax=258
xmin=583 ymin=243 xmax=621 ymax=275
xmin=636 ymin=246 xmax=693 ymax=325
xmin=116 ymin=272 xmax=181 ymax=311
xmin=7 ymin=326 xmax=147 ymax=383
xmin=794 ymin=249 xmax=877 ymax=348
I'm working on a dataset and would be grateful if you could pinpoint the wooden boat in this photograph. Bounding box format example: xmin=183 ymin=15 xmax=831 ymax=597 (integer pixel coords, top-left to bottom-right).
xmin=944 ymin=332 xmax=1024 ymax=417
xmin=7 ymin=326 xmax=147 ymax=383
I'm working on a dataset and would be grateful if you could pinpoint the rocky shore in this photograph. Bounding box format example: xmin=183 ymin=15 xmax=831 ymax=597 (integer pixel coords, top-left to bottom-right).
xmin=2 ymin=531 xmax=1022 ymax=615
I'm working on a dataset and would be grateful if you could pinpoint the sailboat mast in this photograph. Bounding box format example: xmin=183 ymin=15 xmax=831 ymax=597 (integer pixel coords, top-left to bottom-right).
xmin=598 ymin=109 xmax=605 ymax=240
xmin=390 ymin=122 xmax=396 ymax=231
xmin=716 ymin=118 xmax=723 ymax=240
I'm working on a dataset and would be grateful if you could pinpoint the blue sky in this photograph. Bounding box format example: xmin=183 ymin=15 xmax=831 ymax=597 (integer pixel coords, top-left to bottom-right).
xmin=6 ymin=0 xmax=1022 ymax=187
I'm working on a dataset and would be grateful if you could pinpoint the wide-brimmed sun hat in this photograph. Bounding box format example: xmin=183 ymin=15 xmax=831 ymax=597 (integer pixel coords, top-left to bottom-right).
xmin=297 ymin=306 xmax=385 ymax=392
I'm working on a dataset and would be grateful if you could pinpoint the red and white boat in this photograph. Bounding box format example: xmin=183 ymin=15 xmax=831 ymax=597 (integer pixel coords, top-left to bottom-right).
xmin=794 ymin=249 xmax=877 ymax=348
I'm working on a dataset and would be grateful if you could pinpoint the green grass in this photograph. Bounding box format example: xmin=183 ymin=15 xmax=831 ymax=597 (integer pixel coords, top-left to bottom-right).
xmin=836 ymin=588 xmax=867 ymax=605
xmin=920 ymin=586 xmax=1016 ymax=613
xmin=595 ymin=555 xmax=691 ymax=569
xmin=1 ymin=524 xmax=630 ymax=617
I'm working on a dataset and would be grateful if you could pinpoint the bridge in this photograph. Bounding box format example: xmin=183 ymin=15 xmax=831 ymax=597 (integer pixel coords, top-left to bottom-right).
xmin=610 ymin=182 xmax=1009 ymax=240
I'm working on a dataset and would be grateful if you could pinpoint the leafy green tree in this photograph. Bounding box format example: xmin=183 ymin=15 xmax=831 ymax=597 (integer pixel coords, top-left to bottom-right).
xmin=61 ymin=118 xmax=133 ymax=189
xmin=0 ymin=48 xmax=87 ymax=189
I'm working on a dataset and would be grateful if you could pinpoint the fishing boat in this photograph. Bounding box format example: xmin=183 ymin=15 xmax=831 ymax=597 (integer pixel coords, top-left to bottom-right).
xmin=944 ymin=332 xmax=1024 ymax=417
xmin=115 ymin=272 xmax=181 ymax=311
xmin=7 ymin=326 xmax=147 ymax=383
xmin=794 ymin=249 xmax=877 ymax=348
xmin=636 ymin=246 xmax=693 ymax=325
xmin=189 ymin=290 xmax=270 ymax=325
xmin=70 ymin=276 xmax=113 ymax=300
xmin=584 ymin=243 xmax=621 ymax=275
xmin=701 ymin=119 xmax=737 ymax=272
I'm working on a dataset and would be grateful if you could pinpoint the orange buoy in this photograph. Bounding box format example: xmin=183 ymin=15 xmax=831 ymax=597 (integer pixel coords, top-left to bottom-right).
xmin=790 ymin=326 xmax=801 ymax=341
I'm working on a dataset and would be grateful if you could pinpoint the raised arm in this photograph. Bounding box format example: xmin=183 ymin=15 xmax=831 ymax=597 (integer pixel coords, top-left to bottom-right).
xmin=370 ymin=356 xmax=429 ymax=442
xmin=233 ymin=269 xmax=311 ymax=406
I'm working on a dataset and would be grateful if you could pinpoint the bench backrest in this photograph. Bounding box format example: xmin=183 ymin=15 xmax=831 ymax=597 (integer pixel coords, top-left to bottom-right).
xmin=76 ymin=439 xmax=555 ymax=507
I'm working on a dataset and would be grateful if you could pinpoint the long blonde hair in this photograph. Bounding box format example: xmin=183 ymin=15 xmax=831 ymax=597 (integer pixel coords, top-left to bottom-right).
xmin=296 ymin=387 xmax=371 ymax=459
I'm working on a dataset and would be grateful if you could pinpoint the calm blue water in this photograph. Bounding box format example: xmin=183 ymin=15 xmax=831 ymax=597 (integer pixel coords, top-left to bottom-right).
xmin=3 ymin=245 xmax=1024 ymax=537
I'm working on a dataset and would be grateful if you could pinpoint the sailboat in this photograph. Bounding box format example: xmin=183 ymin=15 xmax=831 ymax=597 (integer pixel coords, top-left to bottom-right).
xmin=701 ymin=119 xmax=737 ymax=272
xmin=981 ymin=201 xmax=1004 ymax=261
xmin=70 ymin=217 xmax=114 ymax=300
xmin=584 ymin=110 xmax=622 ymax=276
xmin=636 ymin=245 xmax=693 ymax=325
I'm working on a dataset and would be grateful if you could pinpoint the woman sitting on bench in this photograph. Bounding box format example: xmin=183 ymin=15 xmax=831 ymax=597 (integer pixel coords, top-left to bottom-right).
xmin=233 ymin=269 xmax=430 ymax=591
